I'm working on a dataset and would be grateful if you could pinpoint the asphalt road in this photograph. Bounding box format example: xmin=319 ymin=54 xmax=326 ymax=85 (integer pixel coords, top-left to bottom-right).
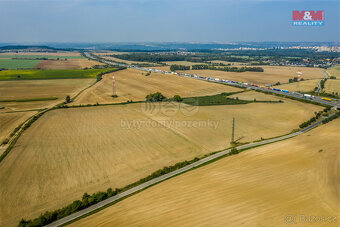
xmin=45 ymin=114 xmax=330 ymax=227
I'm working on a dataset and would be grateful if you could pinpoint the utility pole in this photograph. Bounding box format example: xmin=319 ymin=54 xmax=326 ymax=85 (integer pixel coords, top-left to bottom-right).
xmin=112 ymin=76 xmax=116 ymax=97
xmin=231 ymin=117 xmax=235 ymax=143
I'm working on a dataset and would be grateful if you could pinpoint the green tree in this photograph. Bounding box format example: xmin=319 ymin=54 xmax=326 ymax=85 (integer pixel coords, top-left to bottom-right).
xmin=173 ymin=95 xmax=183 ymax=102
xmin=230 ymin=148 xmax=239 ymax=155
xmin=146 ymin=92 xmax=166 ymax=102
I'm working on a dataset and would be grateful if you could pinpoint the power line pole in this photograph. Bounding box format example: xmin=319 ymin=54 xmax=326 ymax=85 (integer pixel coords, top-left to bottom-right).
xmin=112 ymin=76 xmax=116 ymax=97
xmin=231 ymin=117 xmax=235 ymax=143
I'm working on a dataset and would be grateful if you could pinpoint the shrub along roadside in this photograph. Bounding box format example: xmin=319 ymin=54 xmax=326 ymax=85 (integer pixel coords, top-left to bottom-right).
xmin=299 ymin=108 xmax=329 ymax=129
xmin=322 ymin=111 xmax=340 ymax=124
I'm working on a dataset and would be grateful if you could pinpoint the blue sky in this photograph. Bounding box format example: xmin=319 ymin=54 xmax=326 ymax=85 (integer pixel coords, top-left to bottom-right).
xmin=0 ymin=0 xmax=338 ymax=43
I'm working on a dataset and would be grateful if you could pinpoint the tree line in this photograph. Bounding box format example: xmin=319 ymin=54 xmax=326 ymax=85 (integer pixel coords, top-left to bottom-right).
xmin=190 ymin=64 xmax=264 ymax=72
xmin=170 ymin=64 xmax=190 ymax=71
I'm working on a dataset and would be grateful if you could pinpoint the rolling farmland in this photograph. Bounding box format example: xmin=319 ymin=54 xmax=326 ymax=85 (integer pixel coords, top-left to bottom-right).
xmin=0 ymin=78 xmax=95 ymax=111
xmin=0 ymin=96 xmax=322 ymax=226
xmin=324 ymin=79 xmax=340 ymax=94
xmin=0 ymin=111 xmax=37 ymax=146
xmin=0 ymin=52 xmax=86 ymax=69
xmin=228 ymin=90 xmax=279 ymax=101
xmin=327 ymin=66 xmax=340 ymax=78
xmin=70 ymin=118 xmax=340 ymax=227
xmin=0 ymin=59 xmax=41 ymax=69
xmin=0 ymin=68 xmax=114 ymax=81
xmin=276 ymin=79 xmax=320 ymax=92
xmin=72 ymin=68 xmax=242 ymax=105
xmin=180 ymin=66 xmax=324 ymax=85
xmin=34 ymin=59 xmax=104 ymax=70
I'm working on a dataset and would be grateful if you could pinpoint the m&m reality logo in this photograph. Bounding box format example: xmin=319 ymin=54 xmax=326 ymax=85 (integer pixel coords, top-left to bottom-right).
xmin=292 ymin=10 xmax=324 ymax=26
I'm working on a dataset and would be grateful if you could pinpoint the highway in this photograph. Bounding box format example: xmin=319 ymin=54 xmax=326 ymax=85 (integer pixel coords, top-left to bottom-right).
xmin=45 ymin=113 xmax=332 ymax=227
xmin=84 ymin=52 xmax=340 ymax=109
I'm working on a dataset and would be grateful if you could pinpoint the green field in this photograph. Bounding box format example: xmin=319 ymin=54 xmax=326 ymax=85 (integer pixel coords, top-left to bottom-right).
xmin=0 ymin=68 xmax=117 ymax=80
xmin=0 ymin=59 xmax=41 ymax=69
xmin=0 ymin=55 xmax=85 ymax=59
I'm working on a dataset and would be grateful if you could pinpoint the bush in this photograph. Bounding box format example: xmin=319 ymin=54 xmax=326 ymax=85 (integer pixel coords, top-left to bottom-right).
xmin=322 ymin=111 xmax=340 ymax=124
xmin=230 ymin=148 xmax=239 ymax=155
xmin=145 ymin=92 xmax=167 ymax=102
xmin=173 ymin=95 xmax=183 ymax=102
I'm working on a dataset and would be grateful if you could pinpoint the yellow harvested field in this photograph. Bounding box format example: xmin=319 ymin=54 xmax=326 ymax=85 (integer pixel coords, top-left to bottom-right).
xmin=229 ymin=90 xmax=279 ymax=101
xmin=324 ymin=79 xmax=340 ymax=94
xmin=0 ymin=111 xmax=36 ymax=145
xmin=181 ymin=66 xmax=324 ymax=85
xmin=71 ymin=119 xmax=340 ymax=227
xmin=0 ymin=79 xmax=94 ymax=111
xmin=0 ymin=99 xmax=322 ymax=226
xmin=72 ymin=68 xmax=241 ymax=105
xmin=276 ymin=79 xmax=320 ymax=92
xmin=0 ymin=51 xmax=81 ymax=56
xmin=34 ymin=59 xmax=103 ymax=69
xmin=327 ymin=66 xmax=340 ymax=78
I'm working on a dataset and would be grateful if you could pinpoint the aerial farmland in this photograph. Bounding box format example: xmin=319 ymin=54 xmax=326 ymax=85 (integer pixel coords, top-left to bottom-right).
xmin=0 ymin=4 xmax=339 ymax=225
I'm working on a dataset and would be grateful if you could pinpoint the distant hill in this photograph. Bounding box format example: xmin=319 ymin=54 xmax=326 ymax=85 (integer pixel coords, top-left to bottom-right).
xmin=0 ymin=45 xmax=74 ymax=52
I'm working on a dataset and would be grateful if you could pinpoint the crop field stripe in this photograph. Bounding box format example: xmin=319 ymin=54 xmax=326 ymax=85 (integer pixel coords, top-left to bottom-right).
xmin=0 ymin=68 xmax=116 ymax=81
xmin=0 ymin=59 xmax=41 ymax=69
xmin=0 ymin=55 xmax=85 ymax=59
xmin=0 ymin=97 xmax=58 ymax=102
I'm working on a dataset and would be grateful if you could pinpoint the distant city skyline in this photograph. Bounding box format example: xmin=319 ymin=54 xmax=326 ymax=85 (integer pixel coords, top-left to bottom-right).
xmin=0 ymin=0 xmax=338 ymax=43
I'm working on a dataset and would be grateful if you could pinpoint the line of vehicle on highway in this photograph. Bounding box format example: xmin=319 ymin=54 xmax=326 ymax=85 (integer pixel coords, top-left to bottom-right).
xmin=84 ymin=52 xmax=340 ymax=110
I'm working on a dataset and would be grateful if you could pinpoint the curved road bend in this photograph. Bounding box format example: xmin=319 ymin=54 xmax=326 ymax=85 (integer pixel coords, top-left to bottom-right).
xmin=45 ymin=115 xmax=330 ymax=227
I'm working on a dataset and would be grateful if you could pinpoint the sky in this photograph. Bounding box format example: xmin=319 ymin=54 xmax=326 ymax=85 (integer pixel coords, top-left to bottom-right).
xmin=0 ymin=0 xmax=339 ymax=43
